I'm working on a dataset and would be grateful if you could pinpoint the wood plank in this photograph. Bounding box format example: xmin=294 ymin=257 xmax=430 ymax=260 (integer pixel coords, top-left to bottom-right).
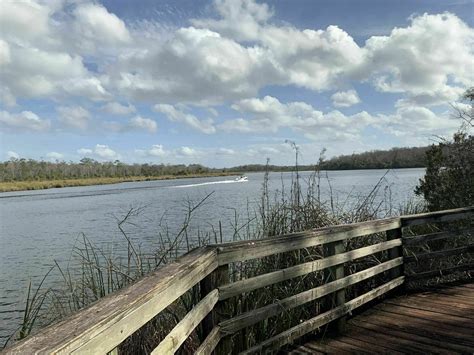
xmin=219 ymin=239 xmax=402 ymax=300
xmin=401 ymin=206 xmax=474 ymax=227
xmin=348 ymin=320 xmax=458 ymax=354
xmin=351 ymin=310 xmax=474 ymax=349
xmin=336 ymin=334 xmax=404 ymax=354
xmin=195 ymin=326 xmax=222 ymax=355
xmin=152 ymin=289 xmax=219 ymax=354
xmin=407 ymin=294 xmax=474 ymax=310
xmin=365 ymin=308 xmax=474 ymax=342
xmin=220 ymin=258 xmax=403 ymax=334
xmin=217 ymin=217 xmax=401 ymax=264
xmin=374 ymin=303 xmax=474 ymax=330
xmin=239 ymin=277 xmax=404 ymax=354
xmin=427 ymin=287 xmax=474 ymax=299
xmin=298 ymin=341 xmax=352 ymax=355
xmin=350 ymin=313 xmax=474 ymax=353
xmin=5 ymin=247 xmax=218 ymax=355
xmin=403 ymin=228 xmax=474 ymax=246
xmin=384 ymin=297 xmax=473 ymax=319
xmin=404 ymin=244 xmax=474 ymax=263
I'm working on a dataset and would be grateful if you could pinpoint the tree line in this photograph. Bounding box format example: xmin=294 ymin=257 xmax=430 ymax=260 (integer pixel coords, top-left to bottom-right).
xmin=1 ymin=145 xmax=430 ymax=182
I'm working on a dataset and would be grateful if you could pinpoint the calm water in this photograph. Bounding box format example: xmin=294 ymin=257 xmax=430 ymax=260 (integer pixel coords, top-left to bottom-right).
xmin=0 ymin=168 xmax=424 ymax=343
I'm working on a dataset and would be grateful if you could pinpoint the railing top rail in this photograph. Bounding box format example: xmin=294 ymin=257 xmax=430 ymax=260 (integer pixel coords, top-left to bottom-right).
xmin=400 ymin=206 xmax=474 ymax=227
xmin=216 ymin=217 xmax=401 ymax=264
xmin=5 ymin=247 xmax=217 ymax=355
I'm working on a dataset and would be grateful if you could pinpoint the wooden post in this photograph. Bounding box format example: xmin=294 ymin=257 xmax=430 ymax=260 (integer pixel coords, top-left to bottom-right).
xmin=215 ymin=264 xmax=232 ymax=355
xmin=199 ymin=272 xmax=215 ymax=341
xmin=323 ymin=240 xmax=346 ymax=333
xmin=386 ymin=227 xmax=403 ymax=280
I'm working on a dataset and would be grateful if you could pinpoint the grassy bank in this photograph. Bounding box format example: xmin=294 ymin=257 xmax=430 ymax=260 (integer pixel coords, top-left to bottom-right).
xmin=0 ymin=172 xmax=237 ymax=192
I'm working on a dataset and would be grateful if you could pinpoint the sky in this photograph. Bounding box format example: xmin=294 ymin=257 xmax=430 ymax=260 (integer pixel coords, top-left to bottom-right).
xmin=0 ymin=0 xmax=473 ymax=167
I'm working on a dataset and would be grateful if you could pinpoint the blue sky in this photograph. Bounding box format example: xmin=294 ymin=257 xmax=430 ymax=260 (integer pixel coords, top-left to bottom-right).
xmin=1 ymin=0 xmax=473 ymax=167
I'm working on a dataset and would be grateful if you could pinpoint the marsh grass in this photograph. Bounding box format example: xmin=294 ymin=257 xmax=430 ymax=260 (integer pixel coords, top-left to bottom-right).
xmin=5 ymin=163 xmax=430 ymax=353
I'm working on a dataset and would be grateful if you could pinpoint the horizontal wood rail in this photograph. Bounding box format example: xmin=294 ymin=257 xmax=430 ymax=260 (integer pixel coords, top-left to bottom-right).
xmin=5 ymin=206 xmax=473 ymax=355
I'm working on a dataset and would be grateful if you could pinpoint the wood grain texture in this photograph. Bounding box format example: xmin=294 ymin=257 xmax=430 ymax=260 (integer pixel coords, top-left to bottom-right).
xmin=195 ymin=326 xmax=222 ymax=355
xmin=219 ymin=239 xmax=402 ymax=300
xmin=400 ymin=206 xmax=474 ymax=227
xmin=5 ymin=247 xmax=218 ymax=355
xmin=241 ymin=277 xmax=404 ymax=354
xmin=220 ymin=258 xmax=403 ymax=334
xmin=217 ymin=217 xmax=401 ymax=264
xmin=151 ymin=289 xmax=219 ymax=354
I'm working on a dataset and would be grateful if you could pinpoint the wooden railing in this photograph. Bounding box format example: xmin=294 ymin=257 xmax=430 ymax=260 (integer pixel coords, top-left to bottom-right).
xmin=5 ymin=207 xmax=473 ymax=354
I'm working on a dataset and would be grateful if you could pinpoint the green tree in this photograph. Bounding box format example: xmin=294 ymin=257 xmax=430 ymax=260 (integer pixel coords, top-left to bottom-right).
xmin=415 ymin=88 xmax=474 ymax=211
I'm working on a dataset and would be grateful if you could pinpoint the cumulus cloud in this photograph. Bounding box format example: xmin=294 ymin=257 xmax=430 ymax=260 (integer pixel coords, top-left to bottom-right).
xmin=73 ymin=3 xmax=131 ymax=52
xmin=356 ymin=13 xmax=474 ymax=105
xmin=154 ymin=104 xmax=216 ymax=134
xmin=0 ymin=110 xmax=50 ymax=131
xmin=77 ymin=148 xmax=93 ymax=155
xmin=1 ymin=0 xmax=472 ymax=111
xmin=104 ymin=116 xmax=158 ymax=133
xmin=77 ymin=144 xmax=120 ymax=160
xmin=331 ymin=90 xmax=361 ymax=107
xmin=220 ymin=95 xmax=375 ymax=140
xmin=191 ymin=0 xmax=273 ymax=41
xmin=46 ymin=151 xmax=64 ymax=160
xmin=7 ymin=151 xmax=19 ymax=160
xmin=57 ymin=106 xmax=91 ymax=130
xmin=129 ymin=116 xmax=158 ymax=133
xmin=102 ymin=102 xmax=136 ymax=115
xmin=177 ymin=146 xmax=199 ymax=157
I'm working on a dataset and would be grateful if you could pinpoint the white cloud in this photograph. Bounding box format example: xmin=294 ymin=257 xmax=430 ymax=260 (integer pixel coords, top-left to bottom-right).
xmin=216 ymin=148 xmax=235 ymax=155
xmin=57 ymin=106 xmax=91 ymax=130
xmin=72 ymin=3 xmax=131 ymax=53
xmin=77 ymin=148 xmax=93 ymax=155
xmin=129 ymin=116 xmax=158 ymax=133
xmin=94 ymin=144 xmax=120 ymax=160
xmin=77 ymin=145 xmax=120 ymax=161
xmin=102 ymin=102 xmax=136 ymax=115
xmin=191 ymin=0 xmax=273 ymax=42
xmin=7 ymin=151 xmax=19 ymax=160
xmin=331 ymin=90 xmax=361 ymax=107
xmin=46 ymin=151 xmax=64 ymax=160
xmin=379 ymin=105 xmax=460 ymax=138
xmin=154 ymin=104 xmax=216 ymax=134
xmin=1 ymin=1 xmax=472 ymax=111
xmin=178 ymin=146 xmax=199 ymax=157
xmin=0 ymin=110 xmax=50 ymax=132
xmin=221 ymin=95 xmax=375 ymax=140
xmin=356 ymin=13 xmax=474 ymax=106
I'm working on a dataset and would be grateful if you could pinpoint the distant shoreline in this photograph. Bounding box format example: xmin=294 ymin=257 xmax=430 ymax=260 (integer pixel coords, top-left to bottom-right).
xmin=0 ymin=167 xmax=426 ymax=193
xmin=0 ymin=172 xmax=238 ymax=193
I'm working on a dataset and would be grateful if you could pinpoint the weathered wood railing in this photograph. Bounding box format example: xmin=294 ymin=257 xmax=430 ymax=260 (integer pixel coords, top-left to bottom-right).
xmin=6 ymin=207 xmax=473 ymax=354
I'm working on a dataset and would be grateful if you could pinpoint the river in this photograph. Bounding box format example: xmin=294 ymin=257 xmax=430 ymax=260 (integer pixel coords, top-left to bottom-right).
xmin=0 ymin=168 xmax=424 ymax=344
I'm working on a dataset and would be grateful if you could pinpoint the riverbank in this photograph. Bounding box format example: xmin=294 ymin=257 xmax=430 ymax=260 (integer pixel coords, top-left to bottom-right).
xmin=0 ymin=172 xmax=238 ymax=192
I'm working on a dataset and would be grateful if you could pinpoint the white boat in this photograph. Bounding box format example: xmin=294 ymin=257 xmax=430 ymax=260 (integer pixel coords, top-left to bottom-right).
xmin=235 ymin=175 xmax=248 ymax=182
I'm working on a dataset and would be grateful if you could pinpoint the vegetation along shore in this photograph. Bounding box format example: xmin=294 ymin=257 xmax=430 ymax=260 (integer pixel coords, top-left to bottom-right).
xmin=0 ymin=145 xmax=429 ymax=192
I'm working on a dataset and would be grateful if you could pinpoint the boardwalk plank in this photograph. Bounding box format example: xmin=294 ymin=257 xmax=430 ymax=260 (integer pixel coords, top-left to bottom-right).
xmin=350 ymin=318 xmax=474 ymax=354
xmin=287 ymin=282 xmax=474 ymax=354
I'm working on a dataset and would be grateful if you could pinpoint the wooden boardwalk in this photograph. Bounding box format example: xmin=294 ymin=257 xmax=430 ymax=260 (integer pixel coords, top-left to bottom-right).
xmin=286 ymin=282 xmax=474 ymax=354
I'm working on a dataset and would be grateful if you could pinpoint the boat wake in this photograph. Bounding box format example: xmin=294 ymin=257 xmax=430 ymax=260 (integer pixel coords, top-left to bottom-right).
xmin=169 ymin=178 xmax=248 ymax=189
